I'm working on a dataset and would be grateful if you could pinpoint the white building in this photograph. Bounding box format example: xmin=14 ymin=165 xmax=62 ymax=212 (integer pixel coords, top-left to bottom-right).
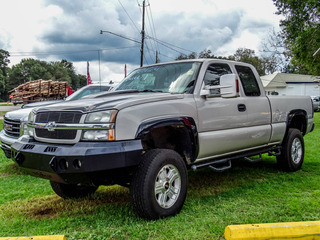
xmin=261 ymin=73 xmax=320 ymax=97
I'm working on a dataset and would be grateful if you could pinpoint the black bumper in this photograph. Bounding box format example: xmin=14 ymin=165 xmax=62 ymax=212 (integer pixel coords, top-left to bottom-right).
xmin=11 ymin=137 xmax=143 ymax=185
xmin=0 ymin=143 xmax=12 ymax=158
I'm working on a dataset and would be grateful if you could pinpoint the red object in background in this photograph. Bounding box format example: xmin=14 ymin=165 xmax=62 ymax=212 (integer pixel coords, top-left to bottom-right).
xmin=66 ymin=86 xmax=73 ymax=96
xmin=125 ymin=64 xmax=127 ymax=77
xmin=87 ymin=61 xmax=92 ymax=85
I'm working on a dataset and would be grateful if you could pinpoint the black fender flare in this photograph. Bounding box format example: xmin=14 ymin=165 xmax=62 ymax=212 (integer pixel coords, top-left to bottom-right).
xmin=286 ymin=109 xmax=307 ymax=135
xmin=135 ymin=117 xmax=199 ymax=162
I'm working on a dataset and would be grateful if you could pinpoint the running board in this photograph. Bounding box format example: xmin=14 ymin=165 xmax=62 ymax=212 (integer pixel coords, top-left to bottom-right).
xmin=209 ymin=160 xmax=232 ymax=172
xmin=191 ymin=146 xmax=281 ymax=172
xmin=244 ymin=153 xmax=262 ymax=163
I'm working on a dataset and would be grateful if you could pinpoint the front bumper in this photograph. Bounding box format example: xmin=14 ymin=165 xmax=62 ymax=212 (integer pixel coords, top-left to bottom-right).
xmin=11 ymin=137 xmax=143 ymax=185
xmin=0 ymin=130 xmax=18 ymax=158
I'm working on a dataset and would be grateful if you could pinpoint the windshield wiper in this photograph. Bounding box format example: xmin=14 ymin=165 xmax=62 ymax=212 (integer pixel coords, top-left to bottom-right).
xmin=140 ymin=89 xmax=164 ymax=93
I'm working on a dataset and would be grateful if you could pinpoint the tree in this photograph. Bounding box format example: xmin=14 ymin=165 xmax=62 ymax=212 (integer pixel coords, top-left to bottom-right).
xmin=229 ymin=48 xmax=275 ymax=75
xmin=273 ymin=0 xmax=320 ymax=75
xmin=176 ymin=52 xmax=197 ymax=60
xmin=7 ymin=58 xmax=53 ymax=91
xmin=0 ymin=49 xmax=10 ymax=101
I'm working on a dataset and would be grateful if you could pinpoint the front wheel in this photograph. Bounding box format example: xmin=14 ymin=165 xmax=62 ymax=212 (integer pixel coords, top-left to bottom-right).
xmin=50 ymin=181 xmax=98 ymax=199
xmin=130 ymin=149 xmax=188 ymax=220
xmin=277 ymin=128 xmax=304 ymax=172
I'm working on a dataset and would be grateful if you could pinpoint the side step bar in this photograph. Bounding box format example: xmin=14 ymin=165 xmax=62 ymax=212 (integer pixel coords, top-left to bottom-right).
xmin=191 ymin=146 xmax=281 ymax=172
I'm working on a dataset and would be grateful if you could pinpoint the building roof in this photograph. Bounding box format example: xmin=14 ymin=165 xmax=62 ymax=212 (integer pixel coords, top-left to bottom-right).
xmin=261 ymin=73 xmax=320 ymax=88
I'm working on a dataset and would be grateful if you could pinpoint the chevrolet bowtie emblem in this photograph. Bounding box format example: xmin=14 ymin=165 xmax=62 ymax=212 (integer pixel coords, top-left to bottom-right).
xmin=45 ymin=121 xmax=56 ymax=131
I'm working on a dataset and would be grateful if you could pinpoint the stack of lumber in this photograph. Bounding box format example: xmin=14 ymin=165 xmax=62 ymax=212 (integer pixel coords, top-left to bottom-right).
xmin=9 ymin=79 xmax=67 ymax=103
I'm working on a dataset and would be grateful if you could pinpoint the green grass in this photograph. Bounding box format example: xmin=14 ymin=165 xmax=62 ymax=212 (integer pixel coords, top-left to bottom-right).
xmin=0 ymin=114 xmax=320 ymax=239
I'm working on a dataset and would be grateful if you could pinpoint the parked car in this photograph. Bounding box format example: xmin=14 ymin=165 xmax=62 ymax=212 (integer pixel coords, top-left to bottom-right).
xmin=0 ymin=84 xmax=112 ymax=158
xmin=311 ymin=96 xmax=320 ymax=112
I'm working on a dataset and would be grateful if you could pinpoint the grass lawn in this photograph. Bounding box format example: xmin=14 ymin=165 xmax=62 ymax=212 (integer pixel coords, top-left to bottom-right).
xmin=0 ymin=113 xmax=319 ymax=239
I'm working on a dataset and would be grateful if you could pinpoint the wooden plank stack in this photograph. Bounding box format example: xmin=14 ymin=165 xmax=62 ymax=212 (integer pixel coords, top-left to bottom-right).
xmin=9 ymin=79 xmax=67 ymax=104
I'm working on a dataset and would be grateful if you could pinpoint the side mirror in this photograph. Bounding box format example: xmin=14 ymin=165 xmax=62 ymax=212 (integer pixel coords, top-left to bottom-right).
xmin=200 ymin=74 xmax=238 ymax=98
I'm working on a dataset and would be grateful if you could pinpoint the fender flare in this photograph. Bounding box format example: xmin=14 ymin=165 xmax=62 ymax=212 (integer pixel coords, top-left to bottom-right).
xmin=286 ymin=109 xmax=307 ymax=135
xmin=135 ymin=117 xmax=199 ymax=162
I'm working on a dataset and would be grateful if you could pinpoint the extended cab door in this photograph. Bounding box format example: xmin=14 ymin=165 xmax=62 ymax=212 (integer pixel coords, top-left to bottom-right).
xmin=195 ymin=62 xmax=250 ymax=160
xmin=234 ymin=64 xmax=272 ymax=148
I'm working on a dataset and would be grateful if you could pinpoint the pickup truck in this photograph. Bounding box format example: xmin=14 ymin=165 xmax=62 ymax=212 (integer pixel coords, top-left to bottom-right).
xmin=0 ymin=84 xmax=112 ymax=158
xmin=11 ymin=59 xmax=314 ymax=220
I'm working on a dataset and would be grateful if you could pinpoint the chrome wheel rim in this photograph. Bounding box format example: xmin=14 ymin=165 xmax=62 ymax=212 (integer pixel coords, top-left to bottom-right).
xmin=154 ymin=164 xmax=181 ymax=209
xmin=291 ymin=138 xmax=302 ymax=164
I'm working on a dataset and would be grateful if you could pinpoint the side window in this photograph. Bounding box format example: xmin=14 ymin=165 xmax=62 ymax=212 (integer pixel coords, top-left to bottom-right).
xmin=235 ymin=65 xmax=260 ymax=96
xmin=204 ymin=63 xmax=232 ymax=95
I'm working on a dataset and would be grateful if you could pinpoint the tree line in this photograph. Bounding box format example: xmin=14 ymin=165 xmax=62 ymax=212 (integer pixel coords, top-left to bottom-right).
xmin=176 ymin=48 xmax=279 ymax=76
xmin=0 ymin=50 xmax=86 ymax=101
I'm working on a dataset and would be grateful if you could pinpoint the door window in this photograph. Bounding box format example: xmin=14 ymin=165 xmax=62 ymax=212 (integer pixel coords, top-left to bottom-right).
xmin=204 ymin=63 xmax=232 ymax=95
xmin=235 ymin=65 xmax=260 ymax=96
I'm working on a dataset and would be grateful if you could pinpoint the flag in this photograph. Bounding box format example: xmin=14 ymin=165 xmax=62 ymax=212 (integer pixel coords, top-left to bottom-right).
xmin=124 ymin=64 xmax=127 ymax=78
xmin=87 ymin=61 xmax=92 ymax=85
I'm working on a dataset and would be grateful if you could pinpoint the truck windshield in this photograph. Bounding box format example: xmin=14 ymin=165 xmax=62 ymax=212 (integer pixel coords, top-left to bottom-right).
xmin=115 ymin=62 xmax=201 ymax=94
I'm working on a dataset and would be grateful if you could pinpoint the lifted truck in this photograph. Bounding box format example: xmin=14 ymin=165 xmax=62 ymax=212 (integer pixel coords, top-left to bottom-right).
xmin=11 ymin=59 xmax=314 ymax=220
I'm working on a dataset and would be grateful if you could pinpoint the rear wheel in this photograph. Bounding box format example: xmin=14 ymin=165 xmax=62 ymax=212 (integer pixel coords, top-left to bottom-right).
xmin=277 ymin=128 xmax=304 ymax=172
xmin=50 ymin=181 xmax=98 ymax=199
xmin=130 ymin=149 xmax=188 ymax=220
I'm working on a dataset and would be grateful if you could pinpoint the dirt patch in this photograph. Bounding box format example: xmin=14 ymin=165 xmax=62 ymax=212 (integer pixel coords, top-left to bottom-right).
xmin=1 ymin=186 xmax=130 ymax=220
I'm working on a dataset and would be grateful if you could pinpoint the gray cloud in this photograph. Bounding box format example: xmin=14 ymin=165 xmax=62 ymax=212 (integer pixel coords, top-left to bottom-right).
xmin=31 ymin=1 xmax=275 ymax=66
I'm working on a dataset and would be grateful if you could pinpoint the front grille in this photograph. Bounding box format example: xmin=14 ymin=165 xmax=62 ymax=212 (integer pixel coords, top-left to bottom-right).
xmin=35 ymin=111 xmax=82 ymax=141
xmin=36 ymin=111 xmax=82 ymax=123
xmin=3 ymin=117 xmax=21 ymax=138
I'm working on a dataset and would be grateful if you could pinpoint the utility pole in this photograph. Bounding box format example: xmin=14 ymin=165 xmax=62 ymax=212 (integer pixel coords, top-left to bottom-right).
xmin=140 ymin=0 xmax=146 ymax=67
xmin=156 ymin=51 xmax=159 ymax=63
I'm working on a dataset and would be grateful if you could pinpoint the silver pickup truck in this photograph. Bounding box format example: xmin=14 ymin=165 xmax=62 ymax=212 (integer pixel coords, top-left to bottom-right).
xmin=11 ymin=59 xmax=314 ymax=220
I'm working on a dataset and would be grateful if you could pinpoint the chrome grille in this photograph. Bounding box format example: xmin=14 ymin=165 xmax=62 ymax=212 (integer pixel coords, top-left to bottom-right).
xmin=34 ymin=111 xmax=82 ymax=141
xmin=3 ymin=117 xmax=21 ymax=138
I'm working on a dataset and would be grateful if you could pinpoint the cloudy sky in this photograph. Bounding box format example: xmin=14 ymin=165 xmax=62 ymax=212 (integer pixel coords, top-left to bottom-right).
xmin=0 ymin=0 xmax=282 ymax=84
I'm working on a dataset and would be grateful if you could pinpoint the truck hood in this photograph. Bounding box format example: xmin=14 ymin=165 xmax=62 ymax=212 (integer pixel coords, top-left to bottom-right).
xmin=34 ymin=91 xmax=184 ymax=113
xmin=4 ymin=107 xmax=34 ymax=121
xmin=22 ymin=99 xmax=64 ymax=109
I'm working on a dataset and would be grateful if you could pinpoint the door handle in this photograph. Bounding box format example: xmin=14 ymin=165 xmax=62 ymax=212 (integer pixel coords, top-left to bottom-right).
xmin=238 ymin=104 xmax=246 ymax=112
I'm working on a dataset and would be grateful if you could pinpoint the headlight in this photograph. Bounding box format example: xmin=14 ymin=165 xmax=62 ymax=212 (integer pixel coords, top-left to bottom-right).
xmin=85 ymin=110 xmax=117 ymax=123
xmin=20 ymin=122 xmax=28 ymax=136
xmin=26 ymin=111 xmax=36 ymax=137
xmin=28 ymin=110 xmax=36 ymax=122
xmin=82 ymin=110 xmax=117 ymax=141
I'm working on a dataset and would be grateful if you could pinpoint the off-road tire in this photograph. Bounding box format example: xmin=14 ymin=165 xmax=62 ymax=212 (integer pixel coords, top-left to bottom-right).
xmin=50 ymin=181 xmax=98 ymax=199
xmin=130 ymin=149 xmax=188 ymax=220
xmin=277 ymin=128 xmax=304 ymax=172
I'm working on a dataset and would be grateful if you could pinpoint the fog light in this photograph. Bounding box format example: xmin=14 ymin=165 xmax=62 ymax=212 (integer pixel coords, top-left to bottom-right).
xmin=73 ymin=159 xmax=82 ymax=169
xmin=59 ymin=159 xmax=68 ymax=170
xmin=82 ymin=130 xmax=109 ymax=141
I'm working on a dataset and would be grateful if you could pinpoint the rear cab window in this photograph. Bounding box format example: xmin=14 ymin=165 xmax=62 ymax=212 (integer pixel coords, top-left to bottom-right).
xmin=235 ymin=65 xmax=260 ymax=96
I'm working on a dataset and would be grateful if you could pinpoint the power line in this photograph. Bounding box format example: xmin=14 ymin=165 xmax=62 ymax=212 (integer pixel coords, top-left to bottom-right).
xmin=117 ymin=0 xmax=140 ymax=35
xmin=145 ymin=1 xmax=159 ymax=56
xmin=148 ymin=36 xmax=194 ymax=54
